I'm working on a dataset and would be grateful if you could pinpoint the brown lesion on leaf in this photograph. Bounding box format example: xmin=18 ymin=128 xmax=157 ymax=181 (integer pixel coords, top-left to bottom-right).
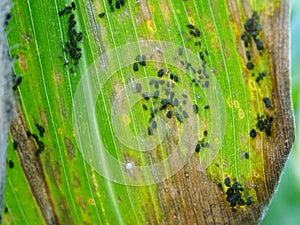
xmin=18 ymin=52 xmax=27 ymax=72
xmin=10 ymin=106 xmax=66 ymax=225
xmin=64 ymin=137 xmax=75 ymax=160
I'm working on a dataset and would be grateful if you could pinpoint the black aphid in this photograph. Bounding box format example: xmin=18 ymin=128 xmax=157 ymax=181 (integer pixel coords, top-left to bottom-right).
xmin=159 ymin=80 xmax=165 ymax=85
xmin=110 ymin=4 xmax=114 ymax=11
xmin=69 ymin=19 xmax=76 ymax=28
xmin=173 ymin=98 xmax=179 ymax=106
xmin=195 ymin=143 xmax=200 ymax=153
xmin=76 ymin=32 xmax=83 ymax=42
xmin=175 ymin=112 xmax=183 ymax=123
xmin=142 ymin=104 xmax=147 ymax=111
xmin=157 ymin=69 xmax=164 ymax=77
xmin=178 ymin=47 xmax=183 ymax=56
xmin=99 ymin=12 xmax=106 ymax=18
xmin=58 ymin=9 xmax=66 ymax=16
xmin=108 ymin=0 xmax=113 ymax=5
xmin=224 ymin=177 xmax=230 ymax=187
xmin=65 ymin=6 xmax=73 ymax=13
xmin=139 ymin=60 xmax=146 ymax=66
xmin=186 ymin=24 xmax=195 ymax=29
xmin=204 ymin=105 xmax=209 ymax=109
xmin=250 ymin=129 xmax=256 ymax=138
xmin=116 ymin=0 xmax=121 ymax=9
xmin=148 ymin=126 xmax=153 ymax=135
xmin=35 ymin=123 xmax=45 ymax=137
xmin=71 ymin=2 xmax=76 ymax=10
xmin=155 ymin=81 xmax=159 ymax=89
xmin=205 ymin=50 xmax=209 ymax=56
xmin=244 ymin=152 xmax=249 ymax=159
xmin=133 ymin=62 xmax=138 ymax=71
xmin=136 ymin=83 xmax=142 ymax=92
xmin=182 ymin=111 xmax=188 ymax=118
xmin=263 ymin=97 xmax=272 ymax=109
xmin=246 ymin=50 xmax=251 ymax=61
xmin=152 ymin=120 xmax=157 ymax=129
xmin=173 ymin=75 xmax=179 ymax=83
xmin=70 ymin=38 xmax=77 ymax=47
xmin=4 ymin=207 xmax=8 ymax=213
xmin=170 ymin=73 xmax=174 ymax=80
xmin=166 ymin=110 xmax=172 ymax=118
xmin=69 ymin=14 xmax=75 ymax=21
xmin=70 ymin=48 xmax=76 ymax=58
xmin=12 ymin=74 xmax=22 ymax=90
xmin=195 ymin=28 xmax=200 ymax=37
xmin=153 ymin=90 xmax=159 ymax=99
xmin=8 ymin=160 xmax=14 ymax=168
xmin=13 ymin=141 xmax=18 ymax=150
xmin=255 ymin=38 xmax=264 ymax=50
xmin=120 ymin=0 xmax=125 ymax=6
xmin=204 ymin=130 xmax=208 ymax=136
xmin=75 ymin=53 xmax=82 ymax=60
xmin=199 ymin=52 xmax=205 ymax=61
xmin=246 ymin=61 xmax=254 ymax=70
xmin=193 ymin=104 xmax=198 ymax=114
xmin=142 ymin=93 xmax=150 ymax=100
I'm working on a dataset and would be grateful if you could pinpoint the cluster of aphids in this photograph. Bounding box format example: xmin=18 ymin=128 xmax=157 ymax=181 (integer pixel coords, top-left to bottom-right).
xmin=58 ymin=2 xmax=82 ymax=71
xmin=107 ymin=0 xmax=125 ymax=12
xmin=12 ymin=74 xmax=22 ymax=90
xmin=27 ymin=123 xmax=46 ymax=156
xmin=219 ymin=177 xmax=253 ymax=208
xmin=241 ymin=11 xmax=264 ymax=71
xmin=132 ymin=54 xmax=209 ymax=153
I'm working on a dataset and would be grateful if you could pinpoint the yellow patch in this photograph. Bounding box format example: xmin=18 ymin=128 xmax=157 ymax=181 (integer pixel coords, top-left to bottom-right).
xmin=188 ymin=17 xmax=195 ymax=25
xmin=88 ymin=198 xmax=96 ymax=205
xmin=176 ymin=9 xmax=181 ymax=14
xmin=238 ymin=109 xmax=244 ymax=119
xmin=149 ymin=4 xmax=155 ymax=14
xmin=249 ymin=80 xmax=256 ymax=91
xmin=147 ymin=20 xmax=157 ymax=33
xmin=227 ymin=97 xmax=233 ymax=108
xmin=57 ymin=128 xmax=63 ymax=134
xmin=122 ymin=114 xmax=131 ymax=124
xmin=233 ymin=100 xmax=240 ymax=109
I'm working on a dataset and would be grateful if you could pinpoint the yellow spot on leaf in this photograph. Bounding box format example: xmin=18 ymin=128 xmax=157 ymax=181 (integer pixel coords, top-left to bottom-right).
xmin=188 ymin=17 xmax=195 ymax=25
xmin=227 ymin=97 xmax=233 ymax=108
xmin=88 ymin=198 xmax=95 ymax=205
xmin=249 ymin=80 xmax=256 ymax=91
xmin=233 ymin=100 xmax=240 ymax=109
xmin=123 ymin=115 xmax=131 ymax=124
xmin=176 ymin=9 xmax=181 ymax=14
xmin=147 ymin=20 xmax=157 ymax=33
xmin=238 ymin=109 xmax=244 ymax=119
xmin=57 ymin=128 xmax=63 ymax=134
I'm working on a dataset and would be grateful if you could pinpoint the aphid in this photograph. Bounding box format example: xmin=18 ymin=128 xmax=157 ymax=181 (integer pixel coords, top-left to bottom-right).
xmin=175 ymin=112 xmax=183 ymax=123
xmin=205 ymin=50 xmax=209 ymax=56
xmin=224 ymin=177 xmax=230 ymax=187
xmin=71 ymin=2 xmax=76 ymax=10
xmin=204 ymin=105 xmax=209 ymax=109
xmin=142 ymin=103 xmax=148 ymax=110
xmin=35 ymin=123 xmax=45 ymax=137
xmin=116 ymin=0 xmax=121 ymax=9
xmin=244 ymin=152 xmax=249 ymax=159
xmin=246 ymin=198 xmax=253 ymax=205
xmin=133 ymin=62 xmax=138 ymax=71
xmin=255 ymin=38 xmax=264 ymax=50
xmin=199 ymin=52 xmax=205 ymax=61
xmin=12 ymin=74 xmax=22 ymax=90
xmin=142 ymin=93 xmax=150 ymax=100
xmin=153 ymin=90 xmax=159 ymax=99
xmin=120 ymin=0 xmax=125 ymax=6
xmin=246 ymin=50 xmax=251 ymax=61
xmin=152 ymin=120 xmax=157 ymax=129
xmin=136 ymin=83 xmax=142 ymax=92
xmin=139 ymin=60 xmax=146 ymax=66
xmin=157 ymin=69 xmax=164 ymax=77
xmin=182 ymin=111 xmax=188 ymax=118
xmin=173 ymin=98 xmax=179 ymax=106
xmin=250 ymin=129 xmax=256 ymax=138
xmin=263 ymin=97 xmax=272 ymax=109
xmin=69 ymin=19 xmax=76 ymax=28
xmin=58 ymin=9 xmax=66 ymax=16
xmin=108 ymin=0 xmax=113 ymax=5
xmin=154 ymin=81 xmax=159 ymax=89
xmin=99 ymin=12 xmax=105 ymax=18
xmin=110 ymin=4 xmax=114 ymax=11
xmin=76 ymin=32 xmax=82 ymax=42
xmin=186 ymin=24 xmax=195 ymax=29
xmin=178 ymin=47 xmax=183 ymax=56
xmin=70 ymin=48 xmax=76 ymax=58
xmin=193 ymin=104 xmax=198 ymax=114
xmin=148 ymin=126 xmax=153 ymax=135
xmin=195 ymin=143 xmax=200 ymax=153
xmin=65 ymin=6 xmax=73 ymax=13
xmin=195 ymin=28 xmax=200 ymax=37
xmin=246 ymin=61 xmax=254 ymax=70
xmin=69 ymin=14 xmax=75 ymax=21
xmin=203 ymin=130 xmax=208 ymax=136
xmin=170 ymin=73 xmax=174 ymax=80
xmin=70 ymin=38 xmax=77 ymax=47
xmin=166 ymin=110 xmax=172 ymax=118
xmin=13 ymin=141 xmax=18 ymax=150
xmin=159 ymin=80 xmax=165 ymax=85
xmin=8 ymin=160 xmax=14 ymax=168
xmin=173 ymin=75 xmax=179 ymax=82
xmin=75 ymin=53 xmax=82 ymax=60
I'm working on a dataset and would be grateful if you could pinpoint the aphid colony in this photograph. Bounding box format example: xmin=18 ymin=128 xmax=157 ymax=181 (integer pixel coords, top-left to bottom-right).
xmin=132 ymin=53 xmax=210 ymax=154
xmin=26 ymin=123 xmax=46 ymax=156
xmin=58 ymin=2 xmax=82 ymax=71
xmin=220 ymin=177 xmax=253 ymax=208
xmin=107 ymin=0 xmax=125 ymax=12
